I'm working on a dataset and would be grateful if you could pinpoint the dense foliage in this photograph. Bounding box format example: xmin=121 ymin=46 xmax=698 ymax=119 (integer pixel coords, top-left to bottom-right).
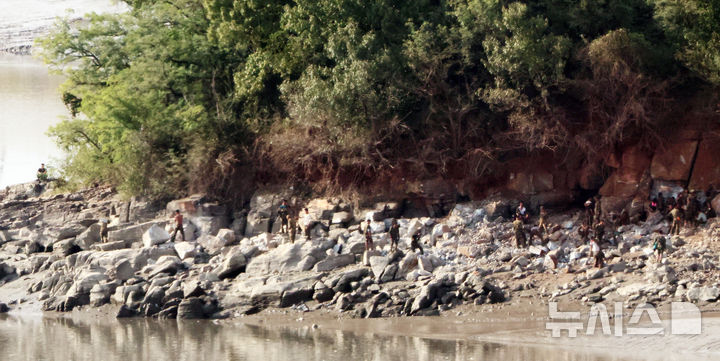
xmin=37 ymin=0 xmax=720 ymax=200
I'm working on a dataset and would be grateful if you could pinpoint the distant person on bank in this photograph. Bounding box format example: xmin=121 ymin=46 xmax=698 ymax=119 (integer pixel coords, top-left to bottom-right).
xmin=37 ymin=163 xmax=48 ymax=181
xmin=302 ymin=208 xmax=313 ymax=240
xmin=170 ymin=209 xmax=185 ymax=242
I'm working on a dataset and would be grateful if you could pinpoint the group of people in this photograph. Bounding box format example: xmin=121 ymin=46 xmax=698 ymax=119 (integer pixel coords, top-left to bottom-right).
xmin=511 ymin=192 xmax=688 ymax=269
xmin=275 ymin=200 xmax=425 ymax=254
xmin=651 ymin=190 xmax=714 ymax=236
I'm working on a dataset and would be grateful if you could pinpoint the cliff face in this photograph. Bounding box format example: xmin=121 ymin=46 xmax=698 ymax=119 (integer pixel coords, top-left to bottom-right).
xmin=381 ymin=122 xmax=720 ymax=219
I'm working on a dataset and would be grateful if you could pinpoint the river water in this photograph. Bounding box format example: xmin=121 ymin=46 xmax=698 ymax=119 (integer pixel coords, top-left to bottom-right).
xmin=0 ymin=314 xmax=637 ymax=361
xmin=0 ymin=54 xmax=66 ymax=187
xmin=0 ymin=0 xmax=126 ymax=187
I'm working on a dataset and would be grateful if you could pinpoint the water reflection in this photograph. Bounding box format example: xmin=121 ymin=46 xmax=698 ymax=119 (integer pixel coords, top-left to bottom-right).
xmin=0 ymin=314 xmax=646 ymax=361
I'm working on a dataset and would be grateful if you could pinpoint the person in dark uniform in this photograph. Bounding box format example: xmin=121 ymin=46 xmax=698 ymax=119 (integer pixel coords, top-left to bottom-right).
xmin=277 ymin=200 xmax=290 ymax=234
xmin=389 ymin=219 xmax=400 ymax=252
xmin=513 ymin=216 xmax=527 ymax=248
xmin=410 ymin=231 xmax=424 ymax=255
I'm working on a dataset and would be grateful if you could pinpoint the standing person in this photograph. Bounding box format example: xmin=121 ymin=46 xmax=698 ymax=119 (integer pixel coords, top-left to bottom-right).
xmin=170 ymin=210 xmax=185 ymax=242
xmin=277 ymin=200 xmax=290 ymax=234
xmin=578 ymin=223 xmax=590 ymax=244
xmin=593 ymin=220 xmax=605 ymax=244
xmin=389 ymin=219 xmax=400 ymax=252
xmin=684 ymin=192 xmax=698 ymax=228
xmin=516 ymin=202 xmax=529 ymax=223
xmin=513 ymin=216 xmax=527 ymax=248
xmin=537 ymin=205 xmax=548 ymax=235
xmin=657 ymin=192 xmax=666 ymax=216
xmin=593 ymin=196 xmax=602 ymax=225
xmin=590 ymin=238 xmax=605 ymax=268
xmin=100 ymin=219 xmax=109 ymax=243
xmin=653 ymin=235 xmax=667 ymax=262
xmin=584 ymin=199 xmax=595 ymax=227
xmin=289 ymin=214 xmax=297 ymax=243
xmin=36 ymin=163 xmax=48 ymax=181
xmin=669 ymin=205 xmax=682 ymax=235
xmin=302 ymin=208 xmax=313 ymax=240
xmin=364 ymin=220 xmax=374 ymax=251
xmin=410 ymin=231 xmax=424 ymax=255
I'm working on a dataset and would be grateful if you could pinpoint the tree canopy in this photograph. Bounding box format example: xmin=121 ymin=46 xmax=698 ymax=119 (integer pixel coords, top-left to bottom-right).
xmin=37 ymin=0 xmax=720 ymax=200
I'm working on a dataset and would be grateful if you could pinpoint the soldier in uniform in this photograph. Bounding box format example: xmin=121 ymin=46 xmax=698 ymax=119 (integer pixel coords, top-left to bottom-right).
xmin=578 ymin=223 xmax=590 ymax=244
xmin=669 ymin=205 xmax=682 ymax=235
xmin=593 ymin=196 xmax=602 ymax=226
xmin=537 ymin=205 xmax=548 ymax=235
xmin=389 ymin=219 xmax=400 ymax=252
xmin=288 ymin=214 xmax=297 ymax=243
xmin=410 ymin=231 xmax=424 ymax=255
xmin=277 ymin=199 xmax=289 ymax=234
xmin=513 ymin=216 xmax=527 ymax=248
xmin=584 ymin=199 xmax=594 ymax=227
xmin=653 ymin=235 xmax=667 ymax=262
xmin=593 ymin=220 xmax=605 ymax=244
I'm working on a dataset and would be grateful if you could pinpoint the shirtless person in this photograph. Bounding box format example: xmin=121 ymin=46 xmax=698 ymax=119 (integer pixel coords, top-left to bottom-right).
xmin=170 ymin=210 xmax=185 ymax=242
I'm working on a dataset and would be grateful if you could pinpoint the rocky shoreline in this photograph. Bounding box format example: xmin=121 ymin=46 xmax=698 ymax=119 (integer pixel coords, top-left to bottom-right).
xmin=1 ymin=182 xmax=720 ymax=322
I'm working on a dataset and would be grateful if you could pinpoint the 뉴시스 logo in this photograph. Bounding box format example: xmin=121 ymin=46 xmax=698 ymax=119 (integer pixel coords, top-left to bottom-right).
xmin=546 ymin=301 xmax=702 ymax=337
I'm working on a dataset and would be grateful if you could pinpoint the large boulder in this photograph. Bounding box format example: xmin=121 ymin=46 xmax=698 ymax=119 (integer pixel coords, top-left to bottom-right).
xmin=650 ymin=141 xmax=698 ymax=181
xmin=190 ymin=216 xmax=227 ymax=237
xmin=216 ymin=229 xmax=236 ymax=245
xmin=689 ymin=138 xmax=720 ymax=190
xmin=217 ymin=250 xmax=247 ymax=279
xmin=196 ymin=234 xmax=227 ymax=254
xmin=312 ymin=254 xmax=355 ymax=272
xmin=245 ymin=242 xmax=328 ymax=274
xmin=177 ymin=297 xmax=206 ymax=319
xmin=142 ymin=224 xmax=171 ymax=248
xmin=174 ymin=242 xmax=200 ymax=260
xmin=600 ymin=145 xmax=652 ymax=198
xmin=369 ymin=256 xmax=391 ymax=278
xmin=75 ymin=224 xmax=102 ymax=250
xmin=166 ymin=194 xmax=205 ymax=215
xmin=0 ymin=262 xmax=16 ymax=280
xmin=56 ymin=223 xmax=88 ymax=241
xmin=54 ymin=238 xmax=81 ymax=257
xmin=687 ymin=287 xmax=720 ymax=303
xmin=244 ymin=213 xmax=270 ymax=237
xmin=109 ymin=221 xmax=163 ymax=242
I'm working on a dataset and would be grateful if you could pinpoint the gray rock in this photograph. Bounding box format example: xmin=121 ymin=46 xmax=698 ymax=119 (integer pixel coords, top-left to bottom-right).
xmin=411 ymin=280 xmax=442 ymax=314
xmin=687 ymin=287 xmax=720 ymax=302
xmin=75 ymin=224 xmax=101 ymax=250
xmin=92 ymin=240 xmax=128 ymax=252
xmin=418 ymin=255 xmax=434 ymax=273
xmin=54 ymin=238 xmax=81 ymax=257
xmin=370 ymin=256 xmax=390 ymax=278
xmin=379 ymin=263 xmax=398 ymax=283
xmin=116 ymin=305 xmax=136 ymax=318
xmin=177 ymin=297 xmax=206 ymax=319
xmin=109 ymin=221 xmax=163 ymax=242
xmin=57 ymin=223 xmax=88 ymax=241
xmin=143 ymin=256 xmax=183 ymax=278
xmin=174 ymin=241 xmax=200 ymax=260
xmin=313 ymin=254 xmax=355 ymax=272
xmin=217 ymin=250 xmax=247 ymax=279
xmin=142 ymin=224 xmax=171 ymax=248
xmin=246 ymin=242 xmax=327 ymax=274
xmin=190 ymin=216 xmax=228 ymax=237
xmin=397 ymin=253 xmax=418 ymax=278
xmin=297 ymin=255 xmax=318 ymax=271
